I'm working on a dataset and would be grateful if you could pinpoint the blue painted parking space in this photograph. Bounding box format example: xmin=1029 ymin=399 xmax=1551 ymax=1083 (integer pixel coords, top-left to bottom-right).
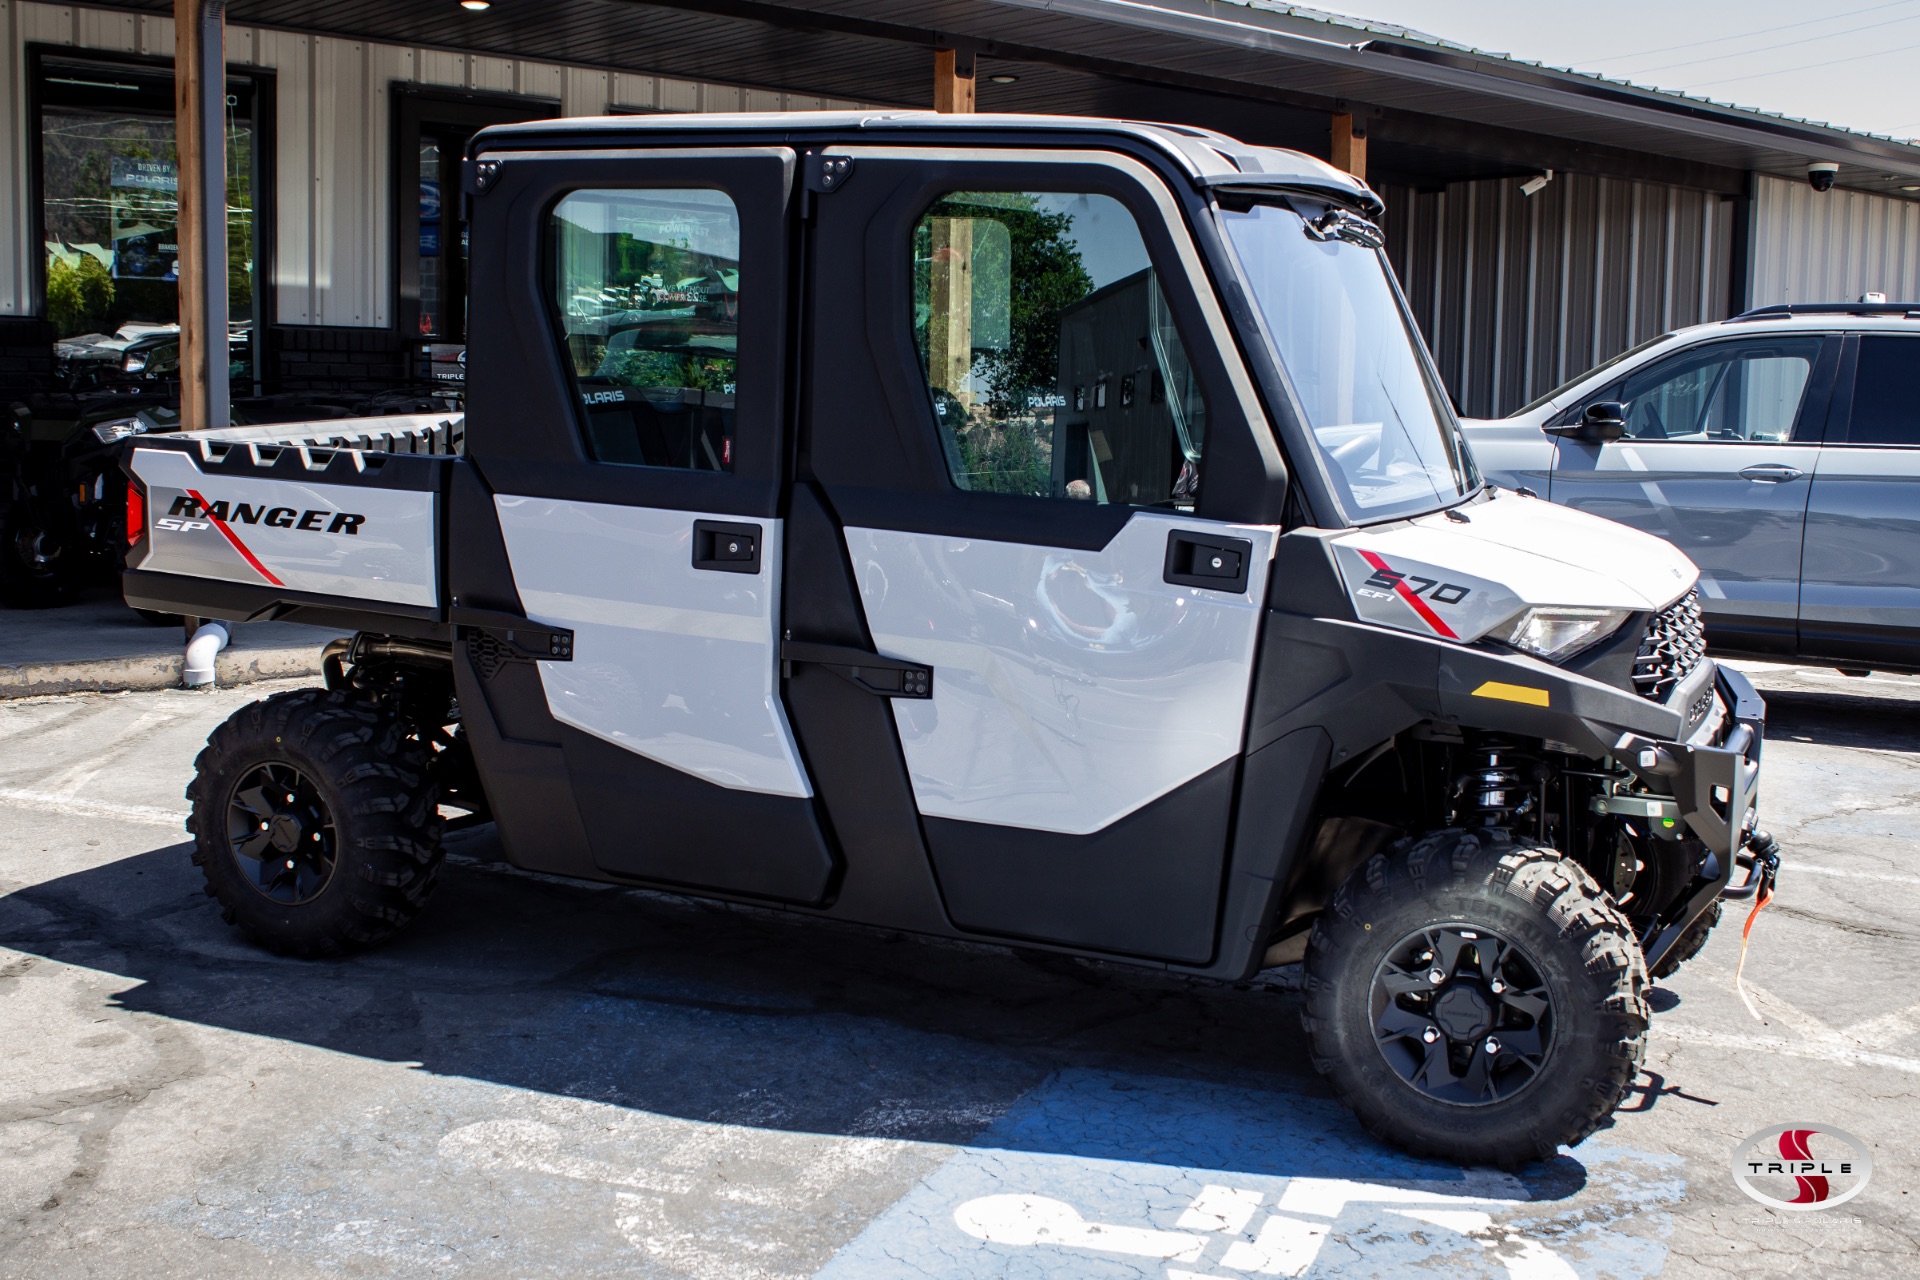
xmin=819 ymin=1071 xmax=1682 ymax=1279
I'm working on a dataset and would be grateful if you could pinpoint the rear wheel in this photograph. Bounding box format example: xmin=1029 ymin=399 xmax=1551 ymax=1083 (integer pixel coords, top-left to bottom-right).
xmin=187 ymin=688 xmax=443 ymax=957
xmin=1303 ymin=828 xmax=1649 ymax=1168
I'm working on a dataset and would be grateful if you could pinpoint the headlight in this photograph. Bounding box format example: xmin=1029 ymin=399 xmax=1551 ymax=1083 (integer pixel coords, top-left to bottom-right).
xmin=90 ymin=419 xmax=143 ymax=444
xmin=1500 ymin=607 xmax=1632 ymax=662
xmin=122 ymin=353 xmax=147 ymax=372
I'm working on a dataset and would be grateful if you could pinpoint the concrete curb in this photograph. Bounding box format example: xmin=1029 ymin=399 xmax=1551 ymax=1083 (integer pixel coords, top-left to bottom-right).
xmin=0 ymin=645 xmax=326 ymax=698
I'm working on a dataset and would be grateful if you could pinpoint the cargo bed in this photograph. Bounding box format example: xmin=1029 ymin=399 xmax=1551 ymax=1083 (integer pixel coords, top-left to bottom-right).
xmin=122 ymin=414 xmax=463 ymax=637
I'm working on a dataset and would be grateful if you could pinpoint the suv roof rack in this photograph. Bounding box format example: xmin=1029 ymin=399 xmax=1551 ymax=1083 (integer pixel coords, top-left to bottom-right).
xmin=1732 ymin=302 xmax=1920 ymax=321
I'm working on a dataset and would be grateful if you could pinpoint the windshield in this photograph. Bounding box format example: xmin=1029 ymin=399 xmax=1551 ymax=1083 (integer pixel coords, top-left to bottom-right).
xmin=1219 ymin=200 xmax=1477 ymax=523
xmin=1507 ymin=330 xmax=1676 ymax=418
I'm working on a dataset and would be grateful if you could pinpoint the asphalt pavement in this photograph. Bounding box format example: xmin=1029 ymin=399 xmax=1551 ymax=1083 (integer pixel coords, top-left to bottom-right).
xmin=0 ymin=664 xmax=1915 ymax=1279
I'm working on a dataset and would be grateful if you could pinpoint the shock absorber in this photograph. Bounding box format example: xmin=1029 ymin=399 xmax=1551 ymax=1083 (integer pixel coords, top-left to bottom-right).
xmin=1451 ymin=741 xmax=1538 ymax=830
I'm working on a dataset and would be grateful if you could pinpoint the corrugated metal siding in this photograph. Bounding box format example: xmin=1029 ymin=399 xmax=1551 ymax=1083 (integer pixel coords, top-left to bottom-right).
xmin=1383 ymin=173 xmax=1734 ymax=418
xmin=1749 ymin=174 xmax=1920 ymax=306
xmin=4 ymin=1 xmax=876 ymax=326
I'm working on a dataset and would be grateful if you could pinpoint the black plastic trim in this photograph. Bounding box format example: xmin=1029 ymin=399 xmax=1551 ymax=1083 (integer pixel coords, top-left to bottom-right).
xmin=924 ymin=760 xmax=1238 ymax=964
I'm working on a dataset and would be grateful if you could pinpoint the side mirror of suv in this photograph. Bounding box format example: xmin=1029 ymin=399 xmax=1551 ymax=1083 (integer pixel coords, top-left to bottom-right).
xmin=1546 ymin=401 xmax=1627 ymax=444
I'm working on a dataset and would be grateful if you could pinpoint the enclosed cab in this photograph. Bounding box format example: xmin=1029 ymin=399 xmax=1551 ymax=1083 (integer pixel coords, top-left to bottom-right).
xmin=123 ymin=113 xmax=1775 ymax=1168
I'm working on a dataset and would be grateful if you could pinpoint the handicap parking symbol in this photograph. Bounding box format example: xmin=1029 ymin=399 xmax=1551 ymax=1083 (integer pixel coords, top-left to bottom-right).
xmin=818 ymin=1071 xmax=1681 ymax=1279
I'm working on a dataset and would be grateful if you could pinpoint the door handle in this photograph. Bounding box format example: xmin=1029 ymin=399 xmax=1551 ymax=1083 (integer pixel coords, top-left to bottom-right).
xmin=781 ymin=639 xmax=932 ymax=699
xmin=1163 ymin=530 xmax=1253 ymax=593
xmin=691 ymin=519 xmax=761 ymax=573
xmin=1738 ymin=464 xmax=1803 ymax=484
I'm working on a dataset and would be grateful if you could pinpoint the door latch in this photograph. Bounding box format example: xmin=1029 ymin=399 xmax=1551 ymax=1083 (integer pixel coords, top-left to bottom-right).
xmin=1163 ymin=530 xmax=1253 ymax=593
xmin=692 ymin=520 xmax=761 ymax=573
xmin=781 ymin=639 xmax=932 ymax=699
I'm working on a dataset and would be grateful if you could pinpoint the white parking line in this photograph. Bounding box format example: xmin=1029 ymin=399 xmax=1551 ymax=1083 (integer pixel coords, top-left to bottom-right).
xmin=1788 ymin=863 xmax=1920 ymax=887
xmin=0 ymin=787 xmax=188 ymax=828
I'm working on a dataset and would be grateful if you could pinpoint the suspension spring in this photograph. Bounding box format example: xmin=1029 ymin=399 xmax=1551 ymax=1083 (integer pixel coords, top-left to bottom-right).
xmin=1452 ymin=743 xmax=1538 ymax=830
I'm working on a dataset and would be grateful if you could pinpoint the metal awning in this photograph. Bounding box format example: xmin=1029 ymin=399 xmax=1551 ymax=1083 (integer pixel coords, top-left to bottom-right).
xmin=80 ymin=0 xmax=1920 ymax=194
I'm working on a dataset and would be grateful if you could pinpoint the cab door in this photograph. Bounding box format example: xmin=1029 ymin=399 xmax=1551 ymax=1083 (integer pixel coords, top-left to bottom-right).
xmin=1548 ymin=335 xmax=1837 ymax=654
xmin=787 ymin=148 xmax=1286 ymax=963
xmin=460 ymin=146 xmax=836 ymax=904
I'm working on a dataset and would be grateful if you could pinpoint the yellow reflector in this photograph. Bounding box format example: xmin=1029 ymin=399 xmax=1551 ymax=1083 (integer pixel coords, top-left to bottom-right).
xmin=1471 ymin=680 xmax=1550 ymax=708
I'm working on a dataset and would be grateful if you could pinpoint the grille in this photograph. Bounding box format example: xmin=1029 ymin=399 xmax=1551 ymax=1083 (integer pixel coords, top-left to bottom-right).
xmin=1633 ymin=589 xmax=1707 ymax=701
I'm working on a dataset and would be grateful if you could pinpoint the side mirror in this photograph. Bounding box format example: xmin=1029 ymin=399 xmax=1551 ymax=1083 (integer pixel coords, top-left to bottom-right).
xmin=1546 ymin=401 xmax=1627 ymax=444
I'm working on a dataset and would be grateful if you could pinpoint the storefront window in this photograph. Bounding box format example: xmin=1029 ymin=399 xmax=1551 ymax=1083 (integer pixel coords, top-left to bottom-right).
xmin=37 ymin=57 xmax=257 ymax=376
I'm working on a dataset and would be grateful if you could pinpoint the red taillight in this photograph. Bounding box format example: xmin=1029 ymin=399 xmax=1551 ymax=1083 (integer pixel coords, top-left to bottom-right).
xmin=126 ymin=481 xmax=144 ymax=546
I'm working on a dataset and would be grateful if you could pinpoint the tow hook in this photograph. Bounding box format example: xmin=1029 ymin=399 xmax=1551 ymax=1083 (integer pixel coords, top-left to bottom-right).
xmin=1723 ymin=828 xmax=1781 ymax=902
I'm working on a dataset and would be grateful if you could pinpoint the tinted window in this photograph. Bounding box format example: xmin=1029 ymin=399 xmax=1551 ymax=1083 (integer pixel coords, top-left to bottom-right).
xmin=549 ymin=189 xmax=740 ymax=470
xmin=910 ymin=191 xmax=1207 ymax=507
xmin=1844 ymin=336 xmax=1920 ymax=447
xmin=1614 ymin=338 xmax=1819 ymax=442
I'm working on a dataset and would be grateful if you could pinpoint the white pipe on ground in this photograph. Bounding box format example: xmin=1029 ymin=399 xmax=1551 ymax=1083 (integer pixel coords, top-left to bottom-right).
xmin=183 ymin=620 xmax=230 ymax=688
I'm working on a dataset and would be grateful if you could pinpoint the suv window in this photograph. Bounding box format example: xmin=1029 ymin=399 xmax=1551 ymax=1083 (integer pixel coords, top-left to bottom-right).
xmin=548 ymin=188 xmax=740 ymax=470
xmin=1843 ymin=336 xmax=1920 ymax=446
xmin=1611 ymin=338 xmax=1820 ymax=443
xmin=910 ymin=190 xmax=1207 ymax=507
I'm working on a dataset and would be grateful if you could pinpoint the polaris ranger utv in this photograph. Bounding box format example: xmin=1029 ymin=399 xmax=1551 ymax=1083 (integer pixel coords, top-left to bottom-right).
xmin=123 ymin=112 xmax=1774 ymax=1168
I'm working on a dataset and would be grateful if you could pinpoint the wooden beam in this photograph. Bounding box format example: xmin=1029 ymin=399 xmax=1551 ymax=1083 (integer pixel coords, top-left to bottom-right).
xmin=1331 ymin=110 xmax=1367 ymax=182
xmin=174 ymin=0 xmax=228 ymax=430
xmin=934 ymin=47 xmax=975 ymax=114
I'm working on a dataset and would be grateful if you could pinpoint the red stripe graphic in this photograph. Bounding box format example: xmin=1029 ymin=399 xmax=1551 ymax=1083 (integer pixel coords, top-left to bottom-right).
xmin=1780 ymin=1129 xmax=1830 ymax=1204
xmin=187 ymin=488 xmax=285 ymax=587
xmin=1358 ymin=549 xmax=1458 ymax=640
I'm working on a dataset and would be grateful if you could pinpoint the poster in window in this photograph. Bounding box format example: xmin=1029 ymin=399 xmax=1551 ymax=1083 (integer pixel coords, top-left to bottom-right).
xmin=109 ymin=157 xmax=179 ymax=281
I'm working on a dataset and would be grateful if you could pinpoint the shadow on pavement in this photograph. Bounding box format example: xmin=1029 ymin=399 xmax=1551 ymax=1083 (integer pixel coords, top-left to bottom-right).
xmin=0 ymin=822 xmax=1602 ymax=1207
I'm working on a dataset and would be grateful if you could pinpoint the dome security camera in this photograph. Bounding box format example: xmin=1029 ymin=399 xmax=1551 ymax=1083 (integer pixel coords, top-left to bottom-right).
xmin=1808 ymin=161 xmax=1839 ymax=192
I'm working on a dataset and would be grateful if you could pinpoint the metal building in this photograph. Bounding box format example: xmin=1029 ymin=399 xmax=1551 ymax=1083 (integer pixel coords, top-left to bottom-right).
xmin=4 ymin=0 xmax=1919 ymax=418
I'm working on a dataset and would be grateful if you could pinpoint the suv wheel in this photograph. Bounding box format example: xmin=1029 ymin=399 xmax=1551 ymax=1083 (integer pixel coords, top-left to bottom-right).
xmin=1303 ymin=828 xmax=1648 ymax=1168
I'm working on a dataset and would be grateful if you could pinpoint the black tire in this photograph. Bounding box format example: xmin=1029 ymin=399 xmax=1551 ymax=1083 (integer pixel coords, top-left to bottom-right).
xmin=187 ymin=687 xmax=443 ymax=957
xmin=1649 ymin=899 xmax=1722 ymax=980
xmin=0 ymin=505 xmax=75 ymax=607
xmin=1303 ymin=828 xmax=1649 ymax=1169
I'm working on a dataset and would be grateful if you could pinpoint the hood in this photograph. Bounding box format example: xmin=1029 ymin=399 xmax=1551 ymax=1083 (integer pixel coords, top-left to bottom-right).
xmin=1328 ymin=491 xmax=1697 ymax=646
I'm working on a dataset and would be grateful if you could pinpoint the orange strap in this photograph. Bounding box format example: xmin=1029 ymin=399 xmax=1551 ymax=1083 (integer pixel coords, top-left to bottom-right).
xmin=1735 ymin=878 xmax=1776 ymax=1022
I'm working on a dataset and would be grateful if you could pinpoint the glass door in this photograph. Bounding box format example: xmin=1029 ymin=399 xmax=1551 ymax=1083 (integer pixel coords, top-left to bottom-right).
xmin=395 ymin=91 xmax=555 ymax=392
xmin=35 ymin=54 xmax=261 ymax=396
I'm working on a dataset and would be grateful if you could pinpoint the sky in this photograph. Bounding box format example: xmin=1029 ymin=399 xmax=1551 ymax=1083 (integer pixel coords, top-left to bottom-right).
xmin=1301 ymin=0 xmax=1920 ymax=140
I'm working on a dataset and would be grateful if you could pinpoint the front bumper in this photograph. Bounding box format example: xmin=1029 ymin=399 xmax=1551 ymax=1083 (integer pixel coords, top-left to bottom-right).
xmin=1615 ymin=664 xmax=1764 ymax=864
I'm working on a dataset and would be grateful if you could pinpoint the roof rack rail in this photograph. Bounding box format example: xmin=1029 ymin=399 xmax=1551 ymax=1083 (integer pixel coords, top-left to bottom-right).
xmin=1731 ymin=302 xmax=1920 ymax=321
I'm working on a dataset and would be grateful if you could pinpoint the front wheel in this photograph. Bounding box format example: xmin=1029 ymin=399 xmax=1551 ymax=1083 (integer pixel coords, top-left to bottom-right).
xmin=187 ymin=688 xmax=444 ymax=957
xmin=1302 ymin=829 xmax=1649 ymax=1168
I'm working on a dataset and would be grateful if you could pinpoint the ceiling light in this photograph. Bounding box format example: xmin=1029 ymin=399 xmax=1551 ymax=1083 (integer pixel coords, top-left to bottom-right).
xmin=1904 ymin=185 xmax=1920 ymax=192
xmin=460 ymin=0 xmax=490 ymax=9
xmin=989 ymin=74 xmax=1018 ymax=84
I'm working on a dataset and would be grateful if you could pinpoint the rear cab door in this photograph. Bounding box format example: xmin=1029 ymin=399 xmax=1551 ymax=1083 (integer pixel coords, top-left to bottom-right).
xmin=1799 ymin=332 xmax=1920 ymax=664
xmin=460 ymin=143 xmax=837 ymax=903
xmin=791 ymin=142 xmax=1287 ymax=965
xmin=1547 ymin=333 xmax=1839 ymax=654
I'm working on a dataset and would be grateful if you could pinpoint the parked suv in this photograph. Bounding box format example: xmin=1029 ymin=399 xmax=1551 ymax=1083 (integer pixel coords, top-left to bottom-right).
xmin=1466 ymin=303 xmax=1920 ymax=672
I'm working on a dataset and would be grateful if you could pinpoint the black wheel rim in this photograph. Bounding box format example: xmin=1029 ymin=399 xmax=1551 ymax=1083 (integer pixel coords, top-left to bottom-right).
xmin=1369 ymin=923 xmax=1554 ymax=1107
xmin=225 ymin=762 xmax=338 ymax=905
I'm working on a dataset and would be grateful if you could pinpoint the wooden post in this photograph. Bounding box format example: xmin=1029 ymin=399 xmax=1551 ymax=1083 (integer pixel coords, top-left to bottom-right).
xmin=174 ymin=0 xmax=228 ymax=430
xmin=926 ymin=216 xmax=974 ymax=402
xmin=934 ymin=47 xmax=976 ymax=114
xmin=1331 ymin=111 xmax=1367 ymax=183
